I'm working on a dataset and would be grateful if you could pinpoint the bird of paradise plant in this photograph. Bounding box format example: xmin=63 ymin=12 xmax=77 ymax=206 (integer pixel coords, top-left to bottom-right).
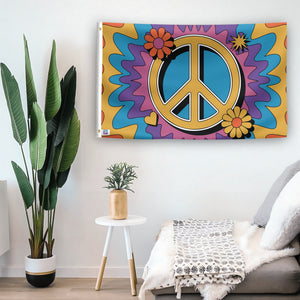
xmin=1 ymin=36 xmax=80 ymax=258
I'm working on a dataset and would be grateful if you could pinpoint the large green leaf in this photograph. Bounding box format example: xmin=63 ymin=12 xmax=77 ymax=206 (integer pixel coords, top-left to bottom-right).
xmin=46 ymin=181 xmax=58 ymax=210
xmin=11 ymin=161 xmax=34 ymax=209
xmin=39 ymin=184 xmax=45 ymax=208
xmin=54 ymin=66 xmax=76 ymax=146
xmin=30 ymin=103 xmax=47 ymax=170
xmin=39 ymin=174 xmax=58 ymax=210
xmin=23 ymin=35 xmax=37 ymax=118
xmin=46 ymin=115 xmax=59 ymax=135
xmin=45 ymin=41 xmax=61 ymax=121
xmin=56 ymin=167 xmax=70 ymax=188
xmin=38 ymin=133 xmax=55 ymax=188
xmin=1 ymin=63 xmax=27 ymax=145
xmin=53 ymin=109 xmax=80 ymax=173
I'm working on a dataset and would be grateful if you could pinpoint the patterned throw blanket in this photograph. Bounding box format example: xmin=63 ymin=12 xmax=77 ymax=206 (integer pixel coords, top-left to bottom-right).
xmin=173 ymin=219 xmax=245 ymax=297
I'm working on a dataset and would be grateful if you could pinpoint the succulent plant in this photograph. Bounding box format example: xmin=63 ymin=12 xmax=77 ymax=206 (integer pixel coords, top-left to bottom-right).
xmin=104 ymin=162 xmax=137 ymax=192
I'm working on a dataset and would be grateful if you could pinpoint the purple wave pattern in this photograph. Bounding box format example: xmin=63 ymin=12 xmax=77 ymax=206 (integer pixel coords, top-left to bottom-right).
xmin=243 ymin=43 xmax=270 ymax=119
xmin=119 ymin=44 xmax=151 ymax=119
xmin=151 ymin=24 xmax=210 ymax=34
xmin=215 ymin=25 xmax=271 ymax=120
xmin=146 ymin=124 xmax=173 ymax=139
xmin=203 ymin=25 xmax=212 ymax=32
xmin=215 ymin=24 xmax=238 ymax=44
xmin=151 ymin=24 xmax=174 ymax=34
xmin=176 ymin=25 xmax=211 ymax=33
xmin=216 ymin=133 xmax=231 ymax=140
xmin=119 ymin=39 xmax=173 ymax=138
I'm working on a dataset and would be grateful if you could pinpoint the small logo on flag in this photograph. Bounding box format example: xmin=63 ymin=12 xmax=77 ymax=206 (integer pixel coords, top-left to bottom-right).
xmin=102 ymin=129 xmax=110 ymax=136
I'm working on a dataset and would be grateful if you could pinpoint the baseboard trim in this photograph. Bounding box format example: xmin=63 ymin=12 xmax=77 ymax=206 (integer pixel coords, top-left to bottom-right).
xmin=0 ymin=266 xmax=144 ymax=278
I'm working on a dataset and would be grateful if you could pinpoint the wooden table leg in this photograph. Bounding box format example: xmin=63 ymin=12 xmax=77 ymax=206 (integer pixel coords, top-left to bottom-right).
xmin=132 ymin=252 xmax=137 ymax=284
xmin=95 ymin=226 xmax=113 ymax=291
xmin=127 ymin=226 xmax=137 ymax=284
xmin=123 ymin=226 xmax=137 ymax=296
xmin=95 ymin=256 xmax=107 ymax=291
xmin=128 ymin=258 xmax=136 ymax=295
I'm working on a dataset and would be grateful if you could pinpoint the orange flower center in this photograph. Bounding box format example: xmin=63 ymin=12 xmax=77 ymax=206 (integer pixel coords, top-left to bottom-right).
xmin=153 ymin=38 xmax=164 ymax=49
xmin=232 ymin=117 xmax=242 ymax=128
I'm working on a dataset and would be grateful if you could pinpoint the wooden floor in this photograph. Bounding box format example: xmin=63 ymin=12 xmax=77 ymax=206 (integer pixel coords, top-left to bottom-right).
xmin=0 ymin=278 xmax=154 ymax=300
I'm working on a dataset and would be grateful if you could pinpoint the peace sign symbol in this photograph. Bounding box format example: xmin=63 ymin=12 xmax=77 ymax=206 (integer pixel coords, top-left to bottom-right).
xmin=148 ymin=35 xmax=245 ymax=134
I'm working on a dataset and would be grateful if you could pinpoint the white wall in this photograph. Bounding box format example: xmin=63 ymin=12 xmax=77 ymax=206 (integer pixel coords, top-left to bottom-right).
xmin=0 ymin=0 xmax=299 ymax=278
xmin=0 ymin=181 xmax=9 ymax=256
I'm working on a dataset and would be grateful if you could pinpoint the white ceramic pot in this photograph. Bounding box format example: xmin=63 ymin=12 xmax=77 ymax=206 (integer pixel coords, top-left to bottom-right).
xmin=25 ymin=254 xmax=56 ymax=287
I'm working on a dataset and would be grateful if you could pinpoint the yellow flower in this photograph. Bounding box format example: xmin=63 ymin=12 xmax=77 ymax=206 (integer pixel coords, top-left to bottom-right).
xmin=221 ymin=107 xmax=254 ymax=139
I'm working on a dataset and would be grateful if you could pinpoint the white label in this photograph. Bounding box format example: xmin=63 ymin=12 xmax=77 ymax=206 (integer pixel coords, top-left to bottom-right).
xmin=102 ymin=129 xmax=110 ymax=136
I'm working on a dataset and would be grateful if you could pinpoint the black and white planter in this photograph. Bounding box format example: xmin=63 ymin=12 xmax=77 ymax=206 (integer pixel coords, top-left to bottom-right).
xmin=25 ymin=254 xmax=56 ymax=288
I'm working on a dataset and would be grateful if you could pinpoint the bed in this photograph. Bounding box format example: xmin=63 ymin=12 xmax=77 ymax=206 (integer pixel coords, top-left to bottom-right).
xmin=139 ymin=161 xmax=300 ymax=300
xmin=139 ymin=221 xmax=300 ymax=300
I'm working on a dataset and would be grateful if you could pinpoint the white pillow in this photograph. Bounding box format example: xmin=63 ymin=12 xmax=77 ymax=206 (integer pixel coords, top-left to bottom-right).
xmin=260 ymin=171 xmax=300 ymax=250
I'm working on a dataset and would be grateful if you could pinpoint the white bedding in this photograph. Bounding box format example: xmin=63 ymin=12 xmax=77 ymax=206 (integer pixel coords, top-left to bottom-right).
xmin=139 ymin=221 xmax=300 ymax=300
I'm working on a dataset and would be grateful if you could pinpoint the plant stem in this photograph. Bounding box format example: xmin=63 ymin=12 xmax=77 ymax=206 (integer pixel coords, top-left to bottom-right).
xmin=20 ymin=145 xmax=30 ymax=180
xmin=52 ymin=207 xmax=56 ymax=231
xmin=48 ymin=208 xmax=50 ymax=247
xmin=19 ymin=144 xmax=35 ymax=250
xmin=31 ymin=168 xmax=37 ymax=222
xmin=41 ymin=186 xmax=46 ymax=208
xmin=24 ymin=208 xmax=33 ymax=239
xmin=50 ymin=207 xmax=56 ymax=255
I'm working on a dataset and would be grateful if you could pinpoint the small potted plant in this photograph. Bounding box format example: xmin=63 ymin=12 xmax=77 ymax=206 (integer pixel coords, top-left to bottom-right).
xmin=104 ymin=162 xmax=137 ymax=220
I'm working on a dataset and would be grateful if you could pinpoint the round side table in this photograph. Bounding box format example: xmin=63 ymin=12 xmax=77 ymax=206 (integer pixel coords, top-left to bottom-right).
xmin=94 ymin=215 xmax=147 ymax=296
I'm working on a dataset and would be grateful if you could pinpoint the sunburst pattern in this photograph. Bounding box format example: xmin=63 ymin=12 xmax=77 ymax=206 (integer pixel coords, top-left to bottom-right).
xmin=231 ymin=33 xmax=249 ymax=53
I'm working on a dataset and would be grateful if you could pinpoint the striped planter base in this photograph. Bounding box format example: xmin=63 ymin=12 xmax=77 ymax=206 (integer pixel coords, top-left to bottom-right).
xmin=25 ymin=255 xmax=56 ymax=288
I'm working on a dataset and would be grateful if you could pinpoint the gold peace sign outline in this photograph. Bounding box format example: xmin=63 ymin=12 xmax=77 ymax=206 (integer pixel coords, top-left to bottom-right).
xmin=148 ymin=35 xmax=242 ymax=132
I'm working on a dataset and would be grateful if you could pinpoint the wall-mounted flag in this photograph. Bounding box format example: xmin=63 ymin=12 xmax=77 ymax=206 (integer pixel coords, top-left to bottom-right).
xmin=98 ymin=22 xmax=287 ymax=140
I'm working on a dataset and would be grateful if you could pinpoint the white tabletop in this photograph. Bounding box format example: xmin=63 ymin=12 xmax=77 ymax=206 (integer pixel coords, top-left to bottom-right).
xmin=95 ymin=215 xmax=147 ymax=227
